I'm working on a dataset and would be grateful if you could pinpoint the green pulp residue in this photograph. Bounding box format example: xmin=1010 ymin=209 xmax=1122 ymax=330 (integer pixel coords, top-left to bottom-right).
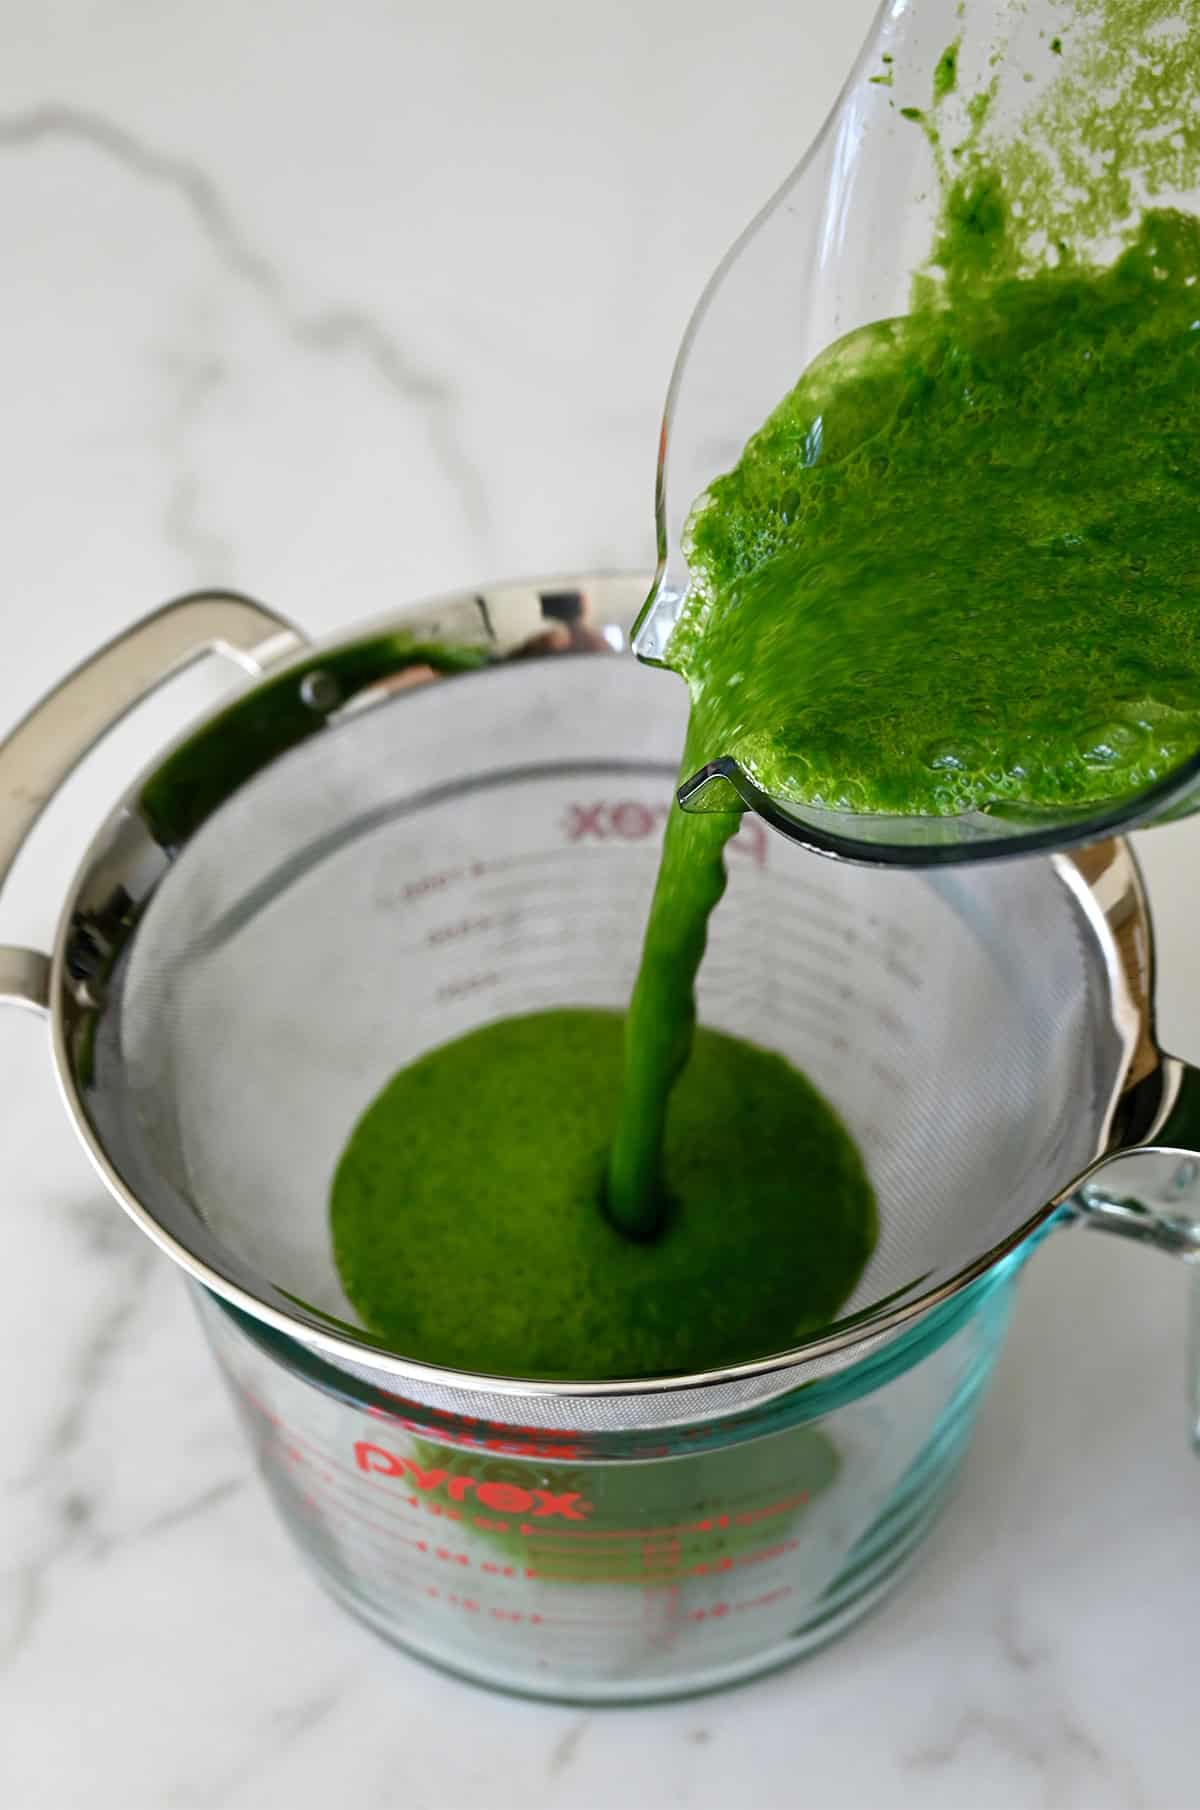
xmin=933 ymin=38 xmax=959 ymax=99
xmin=669 ymin=0 xmax=1200 ymax=819
xmin=332 ymin=1008 xmax=875 ymax=1379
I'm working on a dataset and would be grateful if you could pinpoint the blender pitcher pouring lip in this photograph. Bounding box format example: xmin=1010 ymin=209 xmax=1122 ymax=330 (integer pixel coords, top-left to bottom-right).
xmin=671 ymin=754 xmax=1200 ymax=871
xmin=632 ymin=572 xmax=1200 ymax=870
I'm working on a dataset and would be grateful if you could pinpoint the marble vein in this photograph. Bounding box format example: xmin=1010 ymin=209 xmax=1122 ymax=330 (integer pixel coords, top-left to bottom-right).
xmin=0 ymin=104 xmax=491 ymax=551
xmin=90 ymin=1475 xmax=248 ymax=1559
xmin=2 ymin=1471 xmax=247 ymax=1681
xmin=0 ymin=1563 xmax=45 ymax=1673
xmin=903 ymin=1703 xmax=1137 ymax=1808
xmin=178 ymin=1680 xmax=348 ymax=1810
xmin=159 ymin=348 xmax=236 ymax=579
xmin=16 ymin=1197 xmax=155 ymax=1486
xmin=547 ymin=1714 xmax=590 ymax=1777
xmin=902 ymin=1594 xmax=1151 ymax=1809
xmin=0 ymin=1199 xmax=158 ymax=1672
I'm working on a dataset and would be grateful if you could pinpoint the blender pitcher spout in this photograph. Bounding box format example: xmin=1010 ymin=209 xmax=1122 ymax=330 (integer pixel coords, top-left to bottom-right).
xmin=675 ymin=755 xmax=1038 ymax=867
xmin=676 ymin=757 xmax=749 ymax=817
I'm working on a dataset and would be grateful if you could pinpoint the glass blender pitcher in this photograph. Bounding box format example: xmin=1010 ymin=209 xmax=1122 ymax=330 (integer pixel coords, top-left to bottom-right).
xmin=637 ymin=0 xmax=1200 ymax=865
xmin=2 ymin=573 xmax=1200 ymax=1702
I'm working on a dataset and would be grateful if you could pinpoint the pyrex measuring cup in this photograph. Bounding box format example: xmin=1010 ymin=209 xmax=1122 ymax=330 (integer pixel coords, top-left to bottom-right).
xmin=3 ymin=571 xmax=1200 ymax=1703
xmin=195 ymin=1253 xmax=1024 ymax=1700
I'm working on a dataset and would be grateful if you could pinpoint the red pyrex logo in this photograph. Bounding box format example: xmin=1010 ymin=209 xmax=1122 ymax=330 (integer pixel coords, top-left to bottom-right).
xmin=354 ymin=1442 xmax=592 ymax=1521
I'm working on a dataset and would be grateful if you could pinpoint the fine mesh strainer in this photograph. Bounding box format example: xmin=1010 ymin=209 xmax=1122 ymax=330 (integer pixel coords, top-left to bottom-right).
xmin=3 ymin=574 xmax=1200 ymax=1437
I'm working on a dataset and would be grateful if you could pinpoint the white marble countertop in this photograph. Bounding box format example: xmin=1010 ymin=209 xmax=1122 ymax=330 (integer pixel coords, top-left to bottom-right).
xmin=2 ymin=2 xmax=1199 ymax=1804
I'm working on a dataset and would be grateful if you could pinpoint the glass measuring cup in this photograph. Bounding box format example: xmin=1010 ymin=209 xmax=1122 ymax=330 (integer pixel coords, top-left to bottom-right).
xmin=194 ymin=1248 xmax=1026 ymax=1701
xmin=637 ymin=0 xmax=1200 ymax=865
xmin=3 ymin=571 xmax=1200 ymax=1702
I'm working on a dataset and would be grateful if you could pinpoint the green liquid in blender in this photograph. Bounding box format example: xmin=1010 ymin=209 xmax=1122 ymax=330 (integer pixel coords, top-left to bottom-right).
xmin=673 ymin=7 xmax=1200 ymax=818
xmin=674 ymin=206 xmax=1200 ymax=819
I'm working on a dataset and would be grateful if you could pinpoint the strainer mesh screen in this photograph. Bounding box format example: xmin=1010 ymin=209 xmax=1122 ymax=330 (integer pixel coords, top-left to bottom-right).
xmin=85 ymin=655 xmax=1118 ymax=1423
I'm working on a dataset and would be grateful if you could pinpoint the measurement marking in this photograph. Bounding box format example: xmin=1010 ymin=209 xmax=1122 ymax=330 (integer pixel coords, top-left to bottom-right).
xmin=434 ymin=972 xmax=500 ymax=1001
xmin=259 ymin=1416 xmax=810 ymax=1536
xmin=521 ymin=1497 xmax=805 ymax=1541
xmin=328 ymin=1473 xmax=804 ymax=1555
xmin=426 ymin=914 xmax=507 ymax=945
xmin=325 ymin=1499 xmax=803 ymax=1584
xmin=243 ymin=1396 xmax=819 ymax=1569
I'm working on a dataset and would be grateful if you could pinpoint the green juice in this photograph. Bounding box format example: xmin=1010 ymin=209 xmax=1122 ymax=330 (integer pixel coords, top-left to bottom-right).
xmin=332 ymin=1007 xmax=875 ymax=1378
xmin=671 ymin=4 xmax=1200 ymax=818
xmin=674 ymin=207 xmax=1200 ymax=819
xmin=332 ymin=714 xmax=877 ymax=1377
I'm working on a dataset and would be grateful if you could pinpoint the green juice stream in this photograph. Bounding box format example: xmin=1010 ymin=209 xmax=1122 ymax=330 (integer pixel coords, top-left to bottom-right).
xmin=331 ymin=796 xmax=876 ymax=1379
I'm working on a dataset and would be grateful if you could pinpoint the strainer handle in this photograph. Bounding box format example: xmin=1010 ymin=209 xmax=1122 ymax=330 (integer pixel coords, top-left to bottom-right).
xmin=0 ymin=591 xmax=303 ymax=1008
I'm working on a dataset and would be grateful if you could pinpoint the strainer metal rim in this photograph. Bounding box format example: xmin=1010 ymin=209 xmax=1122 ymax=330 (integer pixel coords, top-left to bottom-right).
xmin=19 ymin=572 xmax=1183 ymax=1399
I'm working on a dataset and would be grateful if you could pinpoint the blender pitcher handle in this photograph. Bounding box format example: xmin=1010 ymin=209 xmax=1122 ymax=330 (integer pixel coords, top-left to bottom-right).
xmin=0 ymin=590 xmax=304 ymax=1010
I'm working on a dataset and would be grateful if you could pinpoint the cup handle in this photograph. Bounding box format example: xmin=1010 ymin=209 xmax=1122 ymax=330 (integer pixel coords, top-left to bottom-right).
xmin=1067 ymin=1056 xmax=1200 ymax=1258
xmin=1066 ymin=1059 xmax=1200 ymax=1453
xmin=0 ymin=590 xmax=304 ymax=1010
